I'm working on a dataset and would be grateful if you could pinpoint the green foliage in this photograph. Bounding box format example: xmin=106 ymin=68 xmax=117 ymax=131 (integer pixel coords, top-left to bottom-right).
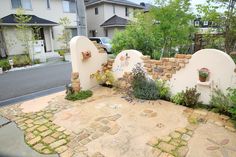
xmin=13 ymin=55 xmax=32 ymax=67
xmin=33 ymin=59 xmax=40 ymax=64
xmin=131 ymin=64 xmax=159 ymax=100
xmin=112 ymin=0 xmax=195 ymax=58
xmin=91 ymin=70 xmax=115 ymax=87
xmin=0 ymin=59 xmax=11 ymax=71
xmin=182 ymin=86 xmax=201 ymax=108
xmin=156 ymin=79 xmax=170 ymax=100
xmin=58 ymin=50 xmax=66 ymax=57
xmin=228 ymin=88 xmax=236 ymax=119
xmin=57 ymin=17 xmax=71 ymax=53
xmin=171 ymin=92 xmax=185 ymax=105
xmin=65 ymin=90 xmax=93 ymax=101
xmin=197 ymin=0 xmax=236 ymax=53
xmin=171 ymin=86 xmax=200 ymax=107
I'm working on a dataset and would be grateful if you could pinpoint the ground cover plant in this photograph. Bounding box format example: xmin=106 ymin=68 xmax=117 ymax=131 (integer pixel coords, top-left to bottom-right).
xmin=131 ymin=64 xmax=159 ymax=100
xmin=0 ymin=59 xmax=11 ymax=71
xmin=65 ymin=90 xmax=93 ymax=101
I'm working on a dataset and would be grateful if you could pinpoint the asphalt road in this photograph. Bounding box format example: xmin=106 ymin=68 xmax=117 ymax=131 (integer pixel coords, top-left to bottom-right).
xmin=0 ymin=62 xmax=71 ymax=106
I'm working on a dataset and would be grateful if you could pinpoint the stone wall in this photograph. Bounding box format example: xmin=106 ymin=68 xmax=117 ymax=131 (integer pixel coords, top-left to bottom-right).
xmin=142 ymin=54 xmax=192 ymax=81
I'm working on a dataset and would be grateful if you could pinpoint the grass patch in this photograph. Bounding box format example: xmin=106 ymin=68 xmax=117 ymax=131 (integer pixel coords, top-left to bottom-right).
xmin=65 ymin=90 xmax=93 ymax=101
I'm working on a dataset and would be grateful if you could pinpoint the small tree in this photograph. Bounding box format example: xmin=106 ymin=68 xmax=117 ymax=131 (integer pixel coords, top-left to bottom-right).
xmin=112 ymin=0 xmax=195 ymax=58
xmin=15 ymin=9 xmax=32 ymax=55
xmin=57 ymin=17 xmax=71 ymax=53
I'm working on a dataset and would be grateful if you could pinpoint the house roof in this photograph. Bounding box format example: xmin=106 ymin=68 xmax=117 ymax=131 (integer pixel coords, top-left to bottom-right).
xmin=85 ymin=0 xmax=144 ymax=9
xmin=101 ymin=15 xmax=129 ymax=27
xmin=0 ymin=14 xmax=58 ymax=26
xmin=140 ymin=2 xmax=155 ymax=12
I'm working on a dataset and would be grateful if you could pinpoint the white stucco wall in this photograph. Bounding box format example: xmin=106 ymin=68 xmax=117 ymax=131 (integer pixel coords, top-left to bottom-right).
xmin=169 ymin=49 xmax=236 ymax=104
xmin=70 ymin=36 xmax=108 ymax=90
xmin=0 ymin=0 xmax=77 ymax=54
xmin=112 ymin=50 xmax=144 ymax=79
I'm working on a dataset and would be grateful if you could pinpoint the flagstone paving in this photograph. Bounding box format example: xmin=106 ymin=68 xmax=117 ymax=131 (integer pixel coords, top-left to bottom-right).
xmin=0 ymin=87 xmax=236 ymax=157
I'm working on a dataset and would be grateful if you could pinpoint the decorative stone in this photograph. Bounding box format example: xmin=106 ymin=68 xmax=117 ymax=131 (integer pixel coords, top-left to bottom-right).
xmin=176 ymin=146 xmax=189 ymax=157
xmin=40 ymin=130 xmax=53 ymax=137
xmin=37 ymin=125 xmax=48 ymax=132
xmin=108 ymin=114 xmax=122 ymax=121
xmin=147 ymin=137 xmax=159 ymax=146
xmin=170 ymin=132 xmax=181 ymax=139
xmin=99 ymin=126 xmax=110 ymax=132
xmin=50 ymin=139 xmax=67 ymax=149
xmin=28 ymin=136 xmax=41 ymax=145
xmin=52 ymin=132 xmax=63 ymax=138
xmin=55 ymin=145 xmax=68 ymax=153
xmin=91 ymin=132 xmax=103 ymax=139
xmin=158 ymin=142 xmax=176 ymax=153
xmin=76 ymin=131 xmax=90 ymax=142
xmin=175 ymin=128 xmax=187 ymax=134
xmin=91 ymin=152 xmax=105 ymax=157
xmin=42 ymin=149 xmax=52 ymax=154
xmin=60 ymin=148 xmax=74 ymax=157
xmin=152 ymin=148 xmax=162 ymax=156
xmin=107 ymin=125 xmax=120 ymax=135
xmin=181 ymin=134 xmax=191 ymax=141
xmin=33 ymin=143 xmax=46 ymax=151
xmin=80 ymin=138 xmax=91 ymax=145
xmin=75 ymin=146 xmax=88 ymax=152
xmin=42 ymin=136 xmax=56 ymax=144
xmin=160 ymin=136 xmax=171 ymax=143
xmin=159 ymin=152 xmax=175 ymax=157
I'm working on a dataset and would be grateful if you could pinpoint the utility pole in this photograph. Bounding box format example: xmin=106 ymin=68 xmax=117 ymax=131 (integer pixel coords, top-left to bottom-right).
xmin=75 ymin=0 xmax=87 ymax=36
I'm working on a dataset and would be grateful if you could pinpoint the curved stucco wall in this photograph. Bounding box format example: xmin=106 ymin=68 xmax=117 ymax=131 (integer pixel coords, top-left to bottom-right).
xmin=70 ymin=36 xmax=108 ymax=90
xmin=169 ymin=49 xmax=236 ymax=104
xmin=112 ymin=50 xmax=144 ymax=79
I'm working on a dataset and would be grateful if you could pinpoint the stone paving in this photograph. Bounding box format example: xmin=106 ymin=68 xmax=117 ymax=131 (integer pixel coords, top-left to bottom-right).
xmin=0 ymin=87 xmax=236 ymax=157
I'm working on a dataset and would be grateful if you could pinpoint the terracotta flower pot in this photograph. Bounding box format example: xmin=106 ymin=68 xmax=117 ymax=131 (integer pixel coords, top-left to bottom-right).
xmin=199 ymin=76 xmax=207 ymax=82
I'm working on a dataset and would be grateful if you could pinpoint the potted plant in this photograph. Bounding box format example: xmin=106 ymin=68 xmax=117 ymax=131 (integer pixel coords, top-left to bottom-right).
xmin=198 ymin=68 xmax=210 ymax=82
xmin=90 ymin=70 xmax=115 ymax=88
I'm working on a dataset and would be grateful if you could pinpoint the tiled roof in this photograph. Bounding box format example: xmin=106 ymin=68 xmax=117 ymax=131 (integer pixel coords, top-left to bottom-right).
xmin=101 ymin=15 xmax=129 ymax=27
xmin=0 ymin=14 xmax=58 ymax=26
xmin=85 ymin=0 xmax=144 ymax=9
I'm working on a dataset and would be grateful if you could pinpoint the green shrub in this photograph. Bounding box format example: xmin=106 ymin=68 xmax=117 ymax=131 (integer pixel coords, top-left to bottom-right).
xmin=171 ymin=86 xmax=200 ymax=108
xmin=13 ymin=55 xmax=31 ymax=67
xmin=65 ymin=90 xmax=93 ymax=101
xmin=132 ymin=64 xmax=159 ymax=100
xmin=58 ymin=49 xmax=66 ymax=57
xmin=182 ymin=86 xmax=201 ymax=108
xmin=210 ymin=88 xmax=232 ymax=115
xmin=156 ymin=80 xmax=170 ymax=100
xmin=228 ymin=88 xmax=236 ymax=119
xmin=33 ymin=59 xmax=41 ymax=64
xmin=0 ymin=59 xmax=11 ymax=71
xmin=171 ymin=92 xmax=185 ymax=105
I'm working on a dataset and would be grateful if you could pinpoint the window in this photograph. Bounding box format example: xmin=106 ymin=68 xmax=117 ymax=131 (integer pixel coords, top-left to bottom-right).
xmin=113 ymin=5 xmax=115 ymax=14
xmin=62 ymin=0 xmax=76 ymax=13
xmin=203 ymin=21 xmax=208 ymax=26
xmin=125 ymin=7 xmax=129 ymax=16
xmin=11 ymin=0 xmax=32 ymax=9
xmin=71 ymin=28 xmax=77 ymax=37
xmin=46 ymin=0 xmax=50 ymax=9
xmin=194 ymin=21 xmax=200 ymax=27
xmin=95 ymin=7 xmax=98 ymax=15
xmin=105 ymin=29 xmax=108 ymax=37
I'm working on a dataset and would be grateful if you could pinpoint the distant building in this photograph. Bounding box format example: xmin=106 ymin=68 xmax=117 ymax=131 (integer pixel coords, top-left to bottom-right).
xmin=0 ymin=0 xmax=79 ymax=57
xmin=193 ymin=18 xmax=223 ymax=52
xmin=85 ymin=0 xmax=144 ymax=39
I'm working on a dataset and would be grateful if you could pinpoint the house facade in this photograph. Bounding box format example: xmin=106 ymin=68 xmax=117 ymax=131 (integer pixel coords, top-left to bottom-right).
xmin=85 ymin=0 xmax=143 ymax=39
xmin=0 ymin=0 xmax=78 ymax=57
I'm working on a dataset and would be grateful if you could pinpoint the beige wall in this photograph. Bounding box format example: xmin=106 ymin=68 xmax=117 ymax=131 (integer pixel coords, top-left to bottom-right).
xmin=169 ymin=49 xmax=236 ymax=104
xmin=0 ymin=0 xmax=77 ymax=54
xmin=106 ymin=27 xmax=124 ymax=39
xmin=86 ymin=3 xmax=136 ymax=38
xmin=70 ymin=36 xmax=108 ymax=90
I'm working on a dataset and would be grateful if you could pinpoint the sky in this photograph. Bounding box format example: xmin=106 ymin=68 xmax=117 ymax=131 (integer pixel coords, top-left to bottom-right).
xmin=129 ymin=0 xmax=207 ymax=11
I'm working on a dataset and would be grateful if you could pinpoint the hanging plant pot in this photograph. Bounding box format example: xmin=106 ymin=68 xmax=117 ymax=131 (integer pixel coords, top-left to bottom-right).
xmin=198 ymin=68 xmax=210 ymax=82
